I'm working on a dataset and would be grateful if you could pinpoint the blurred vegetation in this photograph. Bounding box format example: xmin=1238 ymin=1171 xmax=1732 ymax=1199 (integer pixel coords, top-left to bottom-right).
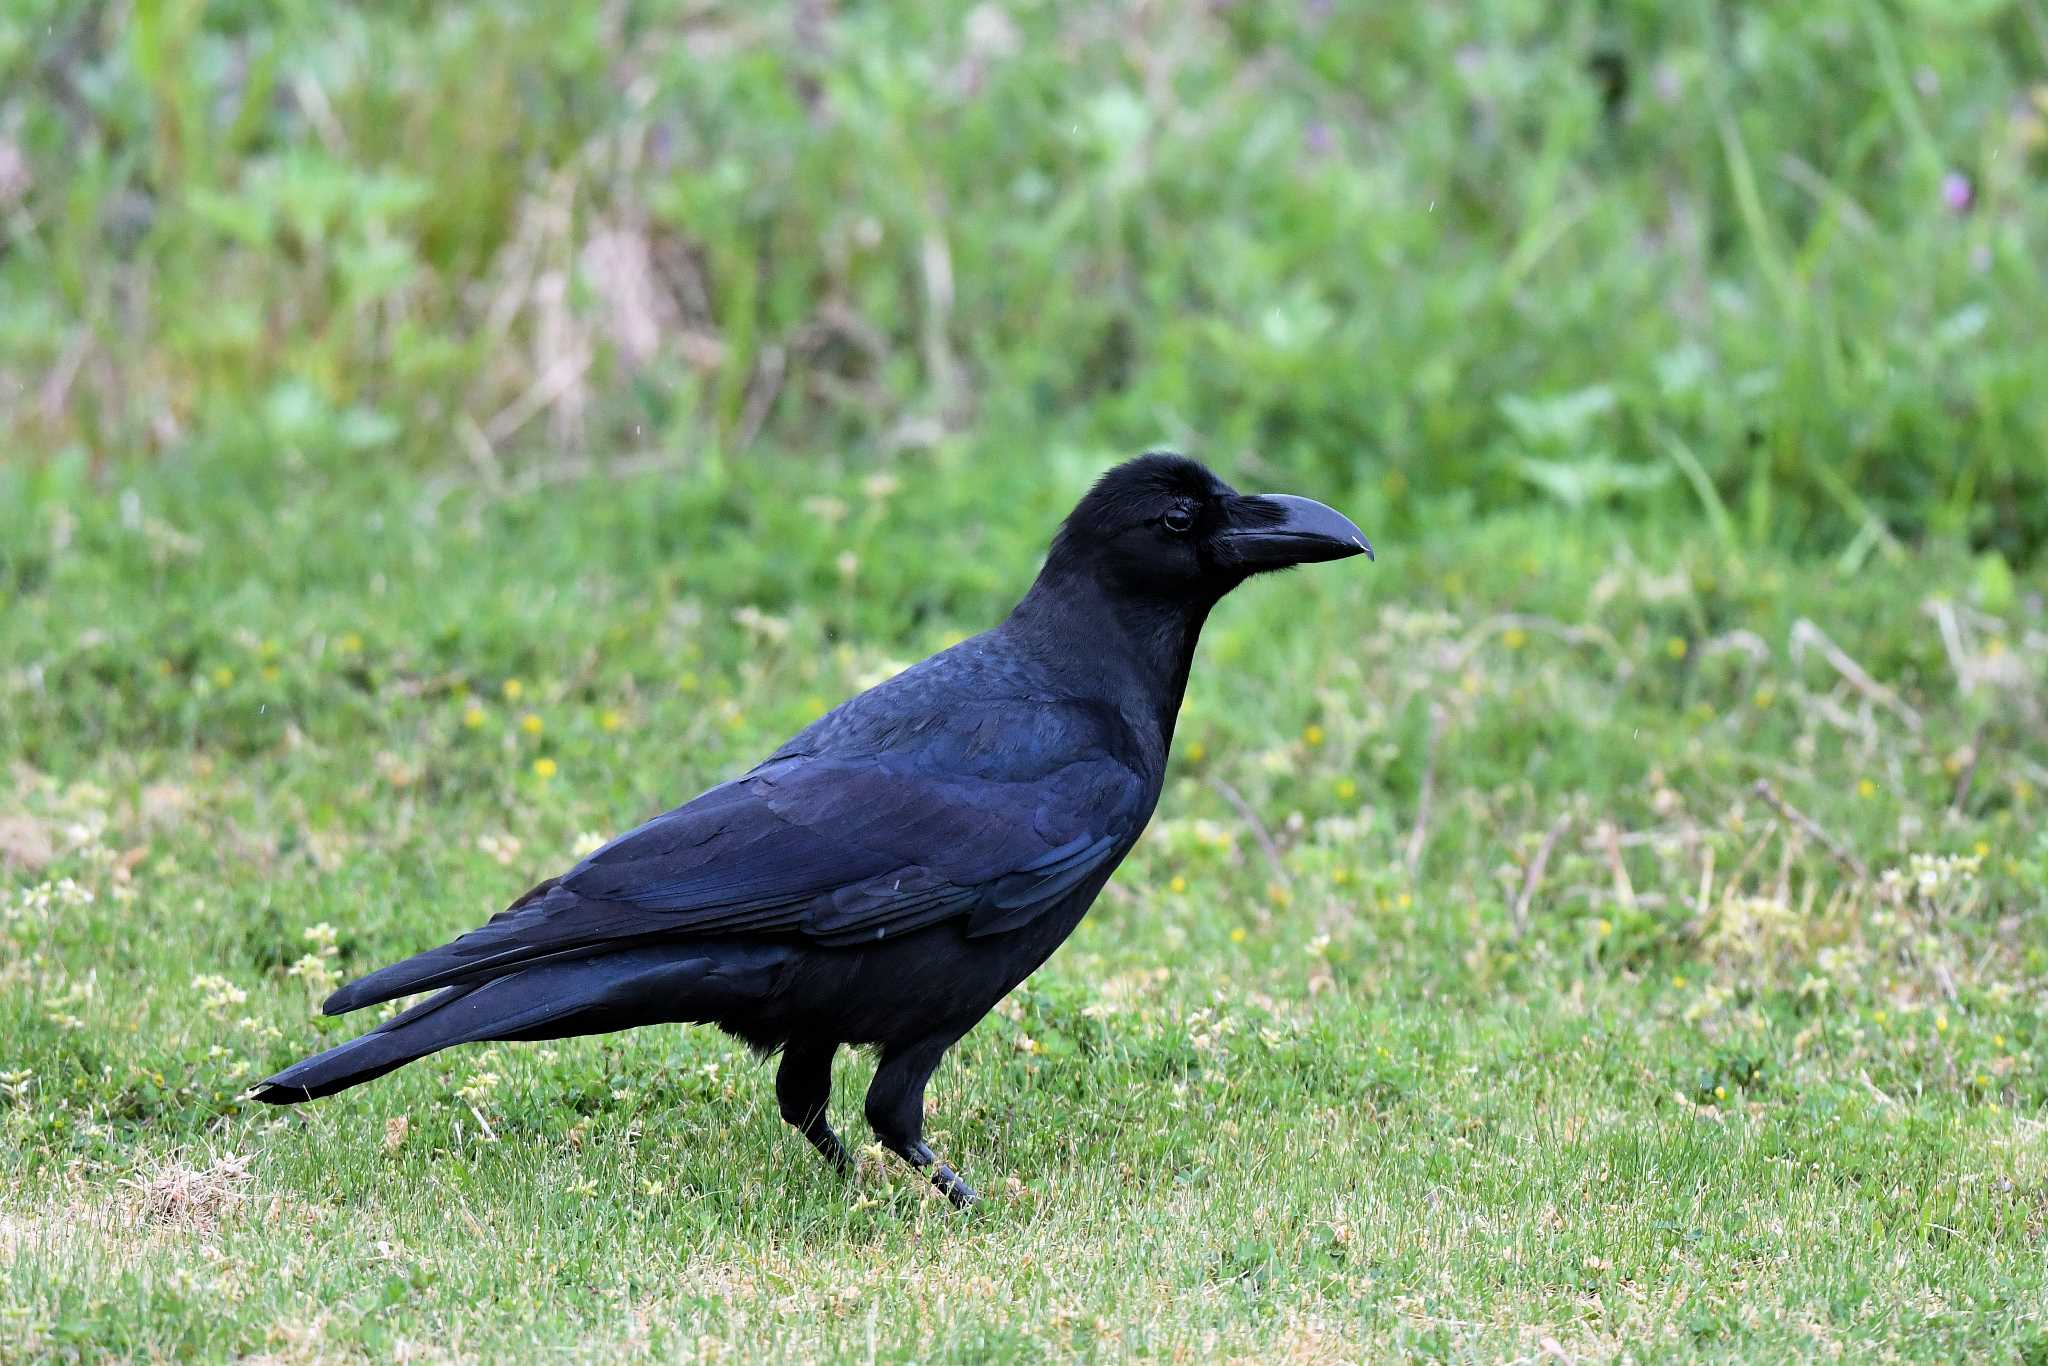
xmin=4 ymin=0 xmax=2047 ymax=559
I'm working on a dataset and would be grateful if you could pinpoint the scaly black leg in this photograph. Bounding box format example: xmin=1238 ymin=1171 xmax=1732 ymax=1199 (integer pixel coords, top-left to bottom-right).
xmin=864 ymin=1034 xmax=978 ymax=1208
xmin=776 ymin=1037 xmax=851 ymax=1173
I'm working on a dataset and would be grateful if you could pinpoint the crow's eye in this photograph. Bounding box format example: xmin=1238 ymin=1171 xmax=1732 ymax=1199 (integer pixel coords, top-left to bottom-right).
xmin=1161 ymin=506 xmax=1194 ymax=535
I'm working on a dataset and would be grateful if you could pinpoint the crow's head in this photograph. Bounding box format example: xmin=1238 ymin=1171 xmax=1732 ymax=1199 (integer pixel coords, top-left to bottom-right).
xmin=1045 ymin=452 xmax=1371 ymax=602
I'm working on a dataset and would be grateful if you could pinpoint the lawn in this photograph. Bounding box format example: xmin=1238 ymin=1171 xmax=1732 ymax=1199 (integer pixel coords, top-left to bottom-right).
xmin=4 ymin=0 xmax=2048 ymax=1359
xmin=3 ymin=455 xmax=2044 ymax=1359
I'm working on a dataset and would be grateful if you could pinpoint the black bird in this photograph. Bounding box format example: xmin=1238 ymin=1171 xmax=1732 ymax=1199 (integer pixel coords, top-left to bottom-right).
xmin=254 ymin=453 xmax=1370 ymax=1205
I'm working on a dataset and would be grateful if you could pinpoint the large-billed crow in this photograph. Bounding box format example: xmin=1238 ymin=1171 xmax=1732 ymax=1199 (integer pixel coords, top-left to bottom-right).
xmin=255 ymin=453 xmax=1370 ymax=1205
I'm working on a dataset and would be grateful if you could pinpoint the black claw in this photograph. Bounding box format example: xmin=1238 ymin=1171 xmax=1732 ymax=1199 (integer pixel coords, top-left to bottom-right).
xmin=812 ymin=1130 xmax=854 ymax=1174
xmin=931 ymin=1163 xmax=977 ymax=1208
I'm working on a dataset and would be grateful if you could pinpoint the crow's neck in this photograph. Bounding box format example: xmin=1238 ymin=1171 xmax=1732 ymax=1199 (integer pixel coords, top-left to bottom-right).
xmin=1002 ymin=567 xmax=1213 ymax=754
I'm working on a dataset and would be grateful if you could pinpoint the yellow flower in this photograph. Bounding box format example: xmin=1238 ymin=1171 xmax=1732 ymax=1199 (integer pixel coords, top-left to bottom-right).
xmin=1303 ymin=724 xmax=1325 ymax=747
xmin=1993 ymin=1034 xmax=2005 ymax=1049
xmin=1503 ymin=627 xmax=1528 ymax=650
xmin=1229 ymin=927 xmax=1247 ymax=944
xmin=1185 ymin=742 xmax=1206 ymax=763
xmin=532 ymin=757 xmax=558 ymax=780
xmin=520 ymin=713 xmax=543 ymax=735
xmin=463 ymin=706 xmax=486 ymax=729
xmin=212 ymin=666 xmax=235 ymax=687
xmin=1973 ymin=840 xmax=1990 ymax=858
xmin=1872 ymin=1010 xmax=1887 ymax=1025
xmin=1666 ymin=637 xmax=1688 ymax=659
xmin=1976 ymin=1074 xmax=1990 ymax=1088
xmin=502 ymin=678 xmax=524 ymax=701
xmin=1396 ymin=892 xmax=1412 ymax=911
xmin=600 ymin=708 xmax=625 ymax=733
xmin=1714 ymin=1084 xmax=1726 ymax=1100
xmin=1168 ymin=875 xmax=1187 ymax=895
xmin=1335 ymin=777 xmax=1357 ymax=801
xmin=1672 ymin=975 xmax=1687 ymax=989
xmin=1856 ymin=778 xmax=1877 ymax=799
xmin=338 ymin=632 xmax=363 ymax=654
xmin=1935 ymin=1014 xmax=1948 ymax=1033
xmin=1332 ymin=867 xmax=1352 ymax=887
xmin=1752 ymin=687 xmax=1776 ymax=710
xmin=1596 ymin=918 xmax=1613 ymax=937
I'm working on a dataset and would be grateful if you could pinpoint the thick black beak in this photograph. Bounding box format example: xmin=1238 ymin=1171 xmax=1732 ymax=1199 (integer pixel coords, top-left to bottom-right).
xmin=1217 ymin=494 xmax=1374 ymax=570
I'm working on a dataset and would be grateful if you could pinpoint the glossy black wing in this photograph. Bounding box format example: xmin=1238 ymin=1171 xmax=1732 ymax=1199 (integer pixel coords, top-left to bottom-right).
xmin=323 ymin=701 xmax=1146 ymax=1012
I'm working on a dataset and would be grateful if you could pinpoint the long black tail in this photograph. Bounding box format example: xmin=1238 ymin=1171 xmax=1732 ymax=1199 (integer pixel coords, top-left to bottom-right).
xmin=251 ymin=944 xmax=794 ymax=1103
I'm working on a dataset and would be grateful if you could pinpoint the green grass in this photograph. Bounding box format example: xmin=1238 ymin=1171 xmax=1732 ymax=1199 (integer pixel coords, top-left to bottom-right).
xmin=3 ymin=454 xmax=2045 ymax=1358
xmin=6 ymin=0 xmax=2048 ymax=1358
xmin=4 ymin=1 xmax=2048 ymax=556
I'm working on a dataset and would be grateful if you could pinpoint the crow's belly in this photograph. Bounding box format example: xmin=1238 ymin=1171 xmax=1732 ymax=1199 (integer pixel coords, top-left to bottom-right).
xmin=715 ymin=870 xmax=1115 ymax=1052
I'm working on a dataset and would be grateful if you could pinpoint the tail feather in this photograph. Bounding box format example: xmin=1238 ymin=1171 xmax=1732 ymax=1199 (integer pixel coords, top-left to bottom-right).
xmin=319 ymin=877 xmax=567 ymax=1017
xmin=250 ymin=983 xmax=482 ymax=1102
xmin=318 ymin=882 xmax=694 ymax=1017
xmin=252 ymin=943 xmax=794 ymax=1105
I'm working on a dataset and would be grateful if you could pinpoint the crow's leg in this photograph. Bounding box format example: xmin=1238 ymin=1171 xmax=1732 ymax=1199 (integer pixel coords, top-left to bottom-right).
xmin=865 ymin=1034 xmax=977 ymax=1207
xmin=776 ymin=1037 xmax=851 ymax=1173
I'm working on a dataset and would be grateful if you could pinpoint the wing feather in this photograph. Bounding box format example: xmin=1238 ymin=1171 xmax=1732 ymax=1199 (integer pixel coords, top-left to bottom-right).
xmin=324 ymin=717 xmax=1147 ymax=1014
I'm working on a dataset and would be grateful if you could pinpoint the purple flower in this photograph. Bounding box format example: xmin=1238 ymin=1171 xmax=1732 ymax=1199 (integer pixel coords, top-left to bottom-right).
xmin=1942 ymin=171 xmax=1973 ymax=214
